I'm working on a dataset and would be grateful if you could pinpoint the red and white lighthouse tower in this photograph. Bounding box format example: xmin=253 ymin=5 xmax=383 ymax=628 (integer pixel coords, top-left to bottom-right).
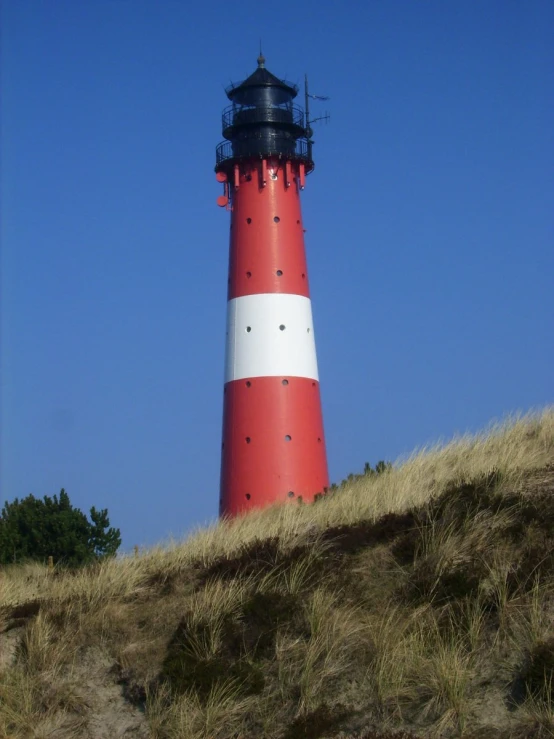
xmin=216 ymin=55 xmax=329 ymax=517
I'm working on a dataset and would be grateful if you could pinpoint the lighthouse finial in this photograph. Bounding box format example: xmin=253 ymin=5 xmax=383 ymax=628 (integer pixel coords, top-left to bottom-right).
xmin=257 ymin=41 xmax=265 ymax=68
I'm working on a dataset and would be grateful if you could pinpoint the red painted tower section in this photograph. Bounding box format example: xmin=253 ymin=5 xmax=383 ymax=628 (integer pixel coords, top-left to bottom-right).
xmin=215 ymin=55 xmax=329 ymax=517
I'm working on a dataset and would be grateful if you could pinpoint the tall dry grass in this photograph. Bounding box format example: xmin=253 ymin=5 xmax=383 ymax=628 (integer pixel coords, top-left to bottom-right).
xmin=0 ymin=407 xmax=553 ymax=739
xmin=2 ymin=407 xmax=552 ymax=613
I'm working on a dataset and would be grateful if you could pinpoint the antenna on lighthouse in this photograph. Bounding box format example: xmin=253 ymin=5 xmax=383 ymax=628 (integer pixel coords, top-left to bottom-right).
xmin=258 ymin=40 xmax=265 ymax=68
xmin=304 ymin=74 xmax=330 ymax=164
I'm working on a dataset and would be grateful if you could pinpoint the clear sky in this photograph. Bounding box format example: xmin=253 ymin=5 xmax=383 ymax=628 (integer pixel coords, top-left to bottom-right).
xmin=1 ymin=0 xmax=552 ymax=551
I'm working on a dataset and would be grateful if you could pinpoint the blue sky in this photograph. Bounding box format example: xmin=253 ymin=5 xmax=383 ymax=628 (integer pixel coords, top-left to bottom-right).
xmin=1 ymin=0 xmax=552 ymax=551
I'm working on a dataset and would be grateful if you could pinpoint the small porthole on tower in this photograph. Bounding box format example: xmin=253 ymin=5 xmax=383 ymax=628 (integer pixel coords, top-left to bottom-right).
xmin=287 ymin=491 xmax=295 ymax=498
xmin=273 ymin=216 xmax=280 ymax=223
xmin=282 ymin=379 xmax=289 ymax=386
xmin=279 ymin=324 xmax=286 ymax=331
xmin=296 ymin=219 xmax=300 ymax=224
xmin=245 ymin=381 xmax=251 ymax=388
xmin=285 ymin=435 xmax=292 ymax=442
xmin=307 ymin=328 xmax=310 ymax=333
xmin=317 ymin=437 xmax=321 ymax=443
xmin=312 ymin=382 xmax=316 ymax=387
xmin=245 ymin=493 xmax=251 ymax=500
xmin=246 ymin=271 xmax=252 ymax=278
xmin=276 ymin=270 xmax=283 ymax=276
xmin=245 ymin=437 xmax=251 ymax=444
xmin=246 ymin=217 xmax=252 ymax=224
xmin=246 ymin=326 xmax=252 ymax=333
xmin=301 ymin=273 xmax=306 ymax=279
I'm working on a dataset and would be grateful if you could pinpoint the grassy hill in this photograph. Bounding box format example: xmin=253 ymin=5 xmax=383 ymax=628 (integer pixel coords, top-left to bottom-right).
xmin=1 ymin=409 xmax=553 ymax=739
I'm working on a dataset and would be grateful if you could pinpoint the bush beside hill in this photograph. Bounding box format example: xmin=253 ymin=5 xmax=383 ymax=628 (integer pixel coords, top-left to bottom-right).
xmin=0 ymin=489 xmax=121 ymax=568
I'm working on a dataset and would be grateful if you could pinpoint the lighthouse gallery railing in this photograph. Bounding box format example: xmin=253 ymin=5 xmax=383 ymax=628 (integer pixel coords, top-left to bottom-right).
xmin=221 ymin=103 xmax=305 ymax=132
xmin=215 ymin=138 xmax=311 ymax=166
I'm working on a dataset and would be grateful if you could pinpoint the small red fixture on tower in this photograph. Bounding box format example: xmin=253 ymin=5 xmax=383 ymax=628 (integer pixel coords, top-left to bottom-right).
xmin=216 ymin=54 xmax=329 ymax=516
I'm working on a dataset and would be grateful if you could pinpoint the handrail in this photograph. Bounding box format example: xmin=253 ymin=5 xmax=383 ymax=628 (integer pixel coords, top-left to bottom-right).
xmin=215 ymin=138 xmax=312 ymax=166
xmin=222 ymin=103 xmax=305 ymax=132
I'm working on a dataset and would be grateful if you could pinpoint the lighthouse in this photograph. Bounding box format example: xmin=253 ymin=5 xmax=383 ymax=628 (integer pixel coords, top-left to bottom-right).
xmin=216 ymin=55 xmax=329 ymax=517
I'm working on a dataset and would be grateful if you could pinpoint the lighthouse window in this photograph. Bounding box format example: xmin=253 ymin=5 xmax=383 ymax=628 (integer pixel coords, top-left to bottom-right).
xmin=276 ymin=270 xmax=283 ymax=277
xmin=245 ymin=437 xmax=251 ymax=444
xmin=245 ymin=380 xmax=252 ymax=387
xmin=246 ymin=271 xmax=252 ymax=278
xmin=246 ymin=326 xmax=252 ymax=333
xmin=279 ymin=324 xmax=286 ymax=331
xmin=287 ymin=491 xmax=295 ymax=498
xmin=246 ymin=217 xmax=252 ymax=224
xmin=273 ymin=216 xmax=280 ymax=223
xmin=282 ymin=379 xmax=289 ymax=386
xmin=285 ymin=435 xmax=292 ymax=442
xmin=307 ymin=328 xmax=310 ymax=333
xmin=301 ymin=273 xmax=306 ymax=279
xmin=245 ymin=493 xmax=251 ymax=500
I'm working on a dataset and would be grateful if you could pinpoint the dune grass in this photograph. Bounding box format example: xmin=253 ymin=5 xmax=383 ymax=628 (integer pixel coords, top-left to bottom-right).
xmin=1 ymin=408 xmax=553 ymax=738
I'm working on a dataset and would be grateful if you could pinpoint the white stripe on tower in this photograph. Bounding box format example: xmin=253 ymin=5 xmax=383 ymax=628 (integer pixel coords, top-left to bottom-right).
xmin=225 ymin=293 xmax=319 ymax=382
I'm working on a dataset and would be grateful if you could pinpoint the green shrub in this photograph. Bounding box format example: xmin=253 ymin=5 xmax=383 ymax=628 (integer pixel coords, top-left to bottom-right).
xmin=0 ymin=489 xmax=121 ymax=567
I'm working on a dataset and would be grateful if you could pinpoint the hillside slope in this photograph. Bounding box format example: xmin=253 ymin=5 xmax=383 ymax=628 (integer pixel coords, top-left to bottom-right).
xmin=1 ymin=409 xmax=553 ymax=739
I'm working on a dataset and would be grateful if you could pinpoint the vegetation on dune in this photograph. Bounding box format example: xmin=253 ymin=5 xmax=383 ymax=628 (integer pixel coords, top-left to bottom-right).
xmin=0 ymin=409 xmax=553 ymax=738
xmin=0 ymin=489 xmax=121 ymax=567
xmin=327 ymin=459 xmax=393 ymax=494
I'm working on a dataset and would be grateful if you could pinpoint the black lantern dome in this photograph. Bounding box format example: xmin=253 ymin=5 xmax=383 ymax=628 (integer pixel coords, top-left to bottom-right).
xmin=215 ymin=56 xmax=312 ymax=172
